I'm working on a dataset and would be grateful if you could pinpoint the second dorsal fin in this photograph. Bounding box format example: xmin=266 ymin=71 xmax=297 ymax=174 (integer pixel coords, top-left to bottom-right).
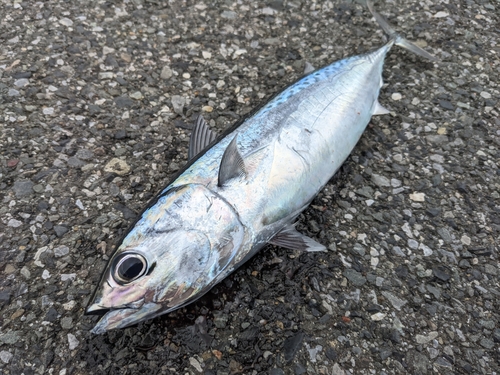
xmin=303 ymin=61 xmax=316 ymax=74
xmin=188 ymin=115 xmax=218 ymax=160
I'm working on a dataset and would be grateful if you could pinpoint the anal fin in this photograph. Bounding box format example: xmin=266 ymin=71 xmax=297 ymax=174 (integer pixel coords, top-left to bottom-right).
xmin=373 ymin=100 xmax=390 ymax=115
xmin=269 ymin=224 xmax=327 ymax=252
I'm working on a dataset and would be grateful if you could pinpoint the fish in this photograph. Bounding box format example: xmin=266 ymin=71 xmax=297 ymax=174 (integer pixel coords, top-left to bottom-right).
xmin=85 ymin=1 xmax=436 ymax=334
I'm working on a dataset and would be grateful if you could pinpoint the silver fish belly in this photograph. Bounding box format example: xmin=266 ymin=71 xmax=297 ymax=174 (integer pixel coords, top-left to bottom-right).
xmin=86 ymin=4 xmax=435 ymax=334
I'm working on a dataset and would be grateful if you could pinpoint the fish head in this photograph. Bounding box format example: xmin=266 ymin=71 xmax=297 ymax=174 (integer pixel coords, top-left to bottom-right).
xmin=86 ymin=184 xmax=245 ymax=333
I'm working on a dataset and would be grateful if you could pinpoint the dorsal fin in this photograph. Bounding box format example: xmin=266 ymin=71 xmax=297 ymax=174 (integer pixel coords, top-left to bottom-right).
xmin=218 ymin=136 xmax=247 ymax=187
xmin=188 ymin=115 xmax=217 ymax=160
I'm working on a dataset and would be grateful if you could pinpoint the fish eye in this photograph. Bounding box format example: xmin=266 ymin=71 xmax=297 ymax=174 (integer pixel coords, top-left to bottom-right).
xmin=112 ymin=253 xmax=148 ymax=284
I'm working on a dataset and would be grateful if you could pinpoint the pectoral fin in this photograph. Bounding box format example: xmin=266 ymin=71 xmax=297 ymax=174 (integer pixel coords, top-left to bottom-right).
xmin=269 ymin=224 xmax=327 ymax=252
xmin=188 ymin=115 xmax=217 ymax=160
xmin=218 ymin=136 xmax=247 ymax=187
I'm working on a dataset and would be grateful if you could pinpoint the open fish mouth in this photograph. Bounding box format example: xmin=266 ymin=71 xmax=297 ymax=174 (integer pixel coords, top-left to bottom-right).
xmin=86 ymin=300 xmax=163 ymax=334
xmin=89 ymin=304 xmax=162 ymax=334
xmin=90 ymin=308 xmax=139 ymax=334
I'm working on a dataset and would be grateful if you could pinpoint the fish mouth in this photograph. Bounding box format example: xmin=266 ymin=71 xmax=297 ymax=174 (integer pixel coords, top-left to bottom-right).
xmin=87 ymin=302 xmax=163 ymax=334
xmin=85 ymin=302 xmax=110 ymax=316
xmin=84 ymin=307 xmax=110 ymax=316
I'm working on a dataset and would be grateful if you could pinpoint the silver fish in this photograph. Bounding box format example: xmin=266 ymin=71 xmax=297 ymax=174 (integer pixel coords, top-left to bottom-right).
xmin=86 ymin=2 xmax=436 ymax=334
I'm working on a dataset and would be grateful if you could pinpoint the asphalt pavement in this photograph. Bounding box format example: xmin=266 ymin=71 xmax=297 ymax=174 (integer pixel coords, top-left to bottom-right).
xmin=1 ymin=0 xmax=499 ymax=374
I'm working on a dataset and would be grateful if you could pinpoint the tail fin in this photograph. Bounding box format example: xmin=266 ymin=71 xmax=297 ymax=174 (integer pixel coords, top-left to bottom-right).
xmin=366 ymin=1 xmax=437 ymax=61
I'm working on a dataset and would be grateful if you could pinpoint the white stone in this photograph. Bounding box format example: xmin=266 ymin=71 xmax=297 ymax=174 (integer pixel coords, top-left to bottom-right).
xmin=461 ymin=235 xmax=471 ymax=245
xmin=0 ymin=351 xmax=13 ymax=364
xmin=102 ymin=46 xmax=115 ymax=55
xmin=416 ymin=331 xmax=439 ymax=344
xmin=408 ymin=239 xmax=419 ymax=249
xmin=371 ymin=174 xmax=391 ymax=187
xmin=68 ymin=333 xmax=79 ymax=350
xmin=42 ymin=270 xmax=51 ymax=279
xmin=20 ymin=266 xmax=31 ymax=279
xmin=61 ymin=274 xmax=76 ymax=282
xmin=8 ymin=219 xmax=22 ymax=228
xmin=160 ymin=66 xmax=173 ymax=79
xmin=371 ymin=312 xmax=386 ymax=321
xmin=433 ymin=11 xmax=449 ymax=18
xmin=59 ymin=17 xmax=73 ymax=26
xmin=419 ymin=243 xmax=433 ymax=256
xmin=189 ymin=357 xmax=203 ymax=372
xmin=381 ymin=291 xmax=408 ymax=310
xmin=261 ymin=7 xmax=277 ymax=15
xmin=63 ymin=300 xmax=76 ymax=311
xmin=409 ymin=192 xmax=425 ymax=202
xmin=391 ymin=178 xmax=402 ymax=187
xmin=130 ymin=91 xmax=143 ymax=100
xmin=54 ymin=245 xmax=69 ymax=257
xmin=75 ymin=199 xmax=85 ymax=210
xmin=14 ymin=78 xmax=29 ymax=87
xmin=233 ymin=49 xmax=247 ymax=57
xmin=391 ymin=92 xmax=402 ymax=101
xmin=104 ymin=158 xmax=130 ymax=176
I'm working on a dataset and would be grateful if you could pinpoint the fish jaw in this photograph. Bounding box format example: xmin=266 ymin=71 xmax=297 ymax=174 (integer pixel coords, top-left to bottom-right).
xmin=89 ymin=302 xmax=162 ymax=334
xmin=87 ymin=281 xmax=215 ymax=333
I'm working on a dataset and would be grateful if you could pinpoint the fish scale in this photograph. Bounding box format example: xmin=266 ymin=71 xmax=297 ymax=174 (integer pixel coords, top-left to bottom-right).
xmin=86 ymin=2 xmax=436 ymax=334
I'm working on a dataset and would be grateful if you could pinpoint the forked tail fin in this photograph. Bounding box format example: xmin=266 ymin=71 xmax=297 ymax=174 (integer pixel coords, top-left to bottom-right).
xmin=367 ymin=1 xmax=438 ymax=61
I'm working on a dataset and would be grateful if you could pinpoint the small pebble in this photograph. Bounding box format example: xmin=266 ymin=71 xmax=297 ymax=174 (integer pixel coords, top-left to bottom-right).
xmin=54 ymin=246 xmax=69 ymax=259
xmin=416 ymin=331 xmax=439 ymax=344
xmin=8 ymin=219 xmax=22 ymax=228
xmin=371 ymin=312 xmax=386 ymax=321
xmin=67 ymin=333 xmax=79 ymax=350
xmin=130 ymin=91 xmax=143 ymax=100
xmin=104 ymin=158 xmax=130 ymax=175
xmin=189 ymin=357 xmax=203 ymax=372
xmin=59 ymin=17 xmax=73 ymax=26
xmin=409 ymin=192 xmax=425 ymax=202
xmin=0 ymin=351 xmax=13 ymax=364
xmin=460 ymin=235 xmax=471 ymax=245
xmin=161 ymin=66 xmax=173 ymax=79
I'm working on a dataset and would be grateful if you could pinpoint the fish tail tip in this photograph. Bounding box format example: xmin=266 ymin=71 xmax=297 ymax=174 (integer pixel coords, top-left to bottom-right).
xmin=367 ymin=1 xmax=438 ymax=62
xmin=395 ymin=36 xmax=439 ymax=62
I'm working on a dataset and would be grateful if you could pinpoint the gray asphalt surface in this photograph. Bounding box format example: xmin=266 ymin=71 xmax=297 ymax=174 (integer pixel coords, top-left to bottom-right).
xmin=1 ymin=0 xmax=499 ymax=374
